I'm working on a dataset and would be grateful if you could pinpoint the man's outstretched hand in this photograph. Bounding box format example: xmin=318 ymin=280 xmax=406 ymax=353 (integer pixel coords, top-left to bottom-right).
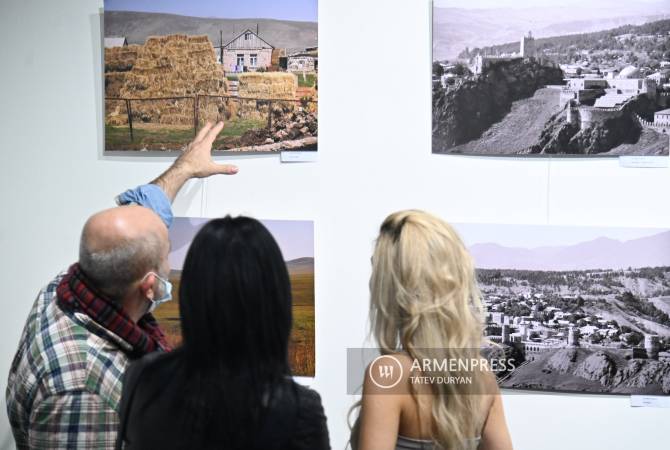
xmin=178 ymin=121 xmax=238 ymax=178
xmin=151 ymin=121 xmax=239 ymax=202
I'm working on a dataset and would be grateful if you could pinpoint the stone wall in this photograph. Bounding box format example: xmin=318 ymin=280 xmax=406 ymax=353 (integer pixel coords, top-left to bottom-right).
xmin=636 ymin=113 xmax=670 ymax=133
xmin=577 ymin=106 xmax=624 ymax=131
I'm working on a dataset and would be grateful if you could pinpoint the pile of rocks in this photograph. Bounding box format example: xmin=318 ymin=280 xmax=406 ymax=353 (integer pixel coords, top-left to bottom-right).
xmin=264 ymin=105 xmax=318 ymax=144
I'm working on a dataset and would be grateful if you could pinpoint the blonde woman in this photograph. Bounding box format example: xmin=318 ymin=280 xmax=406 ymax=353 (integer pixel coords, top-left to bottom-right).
xmin=351 ymin=210 xmax=513 ymax=450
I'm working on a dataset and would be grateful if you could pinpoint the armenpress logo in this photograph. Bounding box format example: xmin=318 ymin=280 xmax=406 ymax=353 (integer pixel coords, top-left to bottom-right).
xmin=369 ymin=355 xmax=403 ymax=389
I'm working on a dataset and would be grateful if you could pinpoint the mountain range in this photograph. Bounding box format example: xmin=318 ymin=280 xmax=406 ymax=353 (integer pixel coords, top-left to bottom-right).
xmin=104 ymin=11 xmax=317 ymax=49
xmin=469 ymin=231 xmax=670 ymax=271
xmin=433 ymin=2 xmax=670 ymax=60
xmin=170 ymin=257 xmax=313 ymax=278
xmin=286 ymin=257 xmax=314 ymax=274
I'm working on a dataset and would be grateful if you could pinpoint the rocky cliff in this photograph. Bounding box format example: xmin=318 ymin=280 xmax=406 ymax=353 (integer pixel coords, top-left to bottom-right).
xmin=432 ymin=59 xmax=564 ymax=151
xmin=529 ymin=95 xmax=659 ymax=155
xmin=504 ymin=347 xmax=670 ymax=394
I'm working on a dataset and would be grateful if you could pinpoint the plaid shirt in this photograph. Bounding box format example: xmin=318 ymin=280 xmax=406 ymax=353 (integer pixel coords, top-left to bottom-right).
xmin=6 ymin=272 xmax=136 ymax=449
xmin=6 ymin=184 xmax=172 ymax=449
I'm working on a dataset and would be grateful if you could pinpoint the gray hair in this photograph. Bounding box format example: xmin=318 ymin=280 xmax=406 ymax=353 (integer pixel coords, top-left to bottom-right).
xmin=79 ymin=230 xmax=165 ymax=301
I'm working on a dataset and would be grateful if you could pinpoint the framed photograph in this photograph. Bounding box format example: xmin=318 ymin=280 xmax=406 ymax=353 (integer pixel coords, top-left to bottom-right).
xmin=456 ymin=223 xmax=670 ymax=394
xmin=103 ymin=0 xmax=318 ymax=154
xmin=159 ymin=217 xmax=316 ymax=377
xmin=432 ymin=0 xmax=670 ymax=156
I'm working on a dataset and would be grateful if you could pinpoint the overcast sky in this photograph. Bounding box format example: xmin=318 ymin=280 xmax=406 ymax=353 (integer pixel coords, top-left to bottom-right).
xmin=434 ymin=0 xmax=667 ymax=9
xmin=454 ymin=223 xmax=667 ymax=249
xmin=105 ymin=0 xmax=317 ymax=22
xmin=169 ymin=217 xmax=314 ymax=271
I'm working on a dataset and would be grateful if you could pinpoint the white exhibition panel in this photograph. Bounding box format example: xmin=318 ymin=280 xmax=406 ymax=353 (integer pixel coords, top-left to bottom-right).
xmin=0 ymin=1 xmax=669 ymax=449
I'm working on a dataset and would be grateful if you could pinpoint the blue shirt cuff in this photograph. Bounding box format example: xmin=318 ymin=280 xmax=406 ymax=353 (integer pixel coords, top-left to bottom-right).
xmin=115 ymin=184 xmax=173 ymax=228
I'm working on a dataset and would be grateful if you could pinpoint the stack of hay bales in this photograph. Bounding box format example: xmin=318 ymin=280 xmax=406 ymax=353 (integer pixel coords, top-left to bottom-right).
xmin=104 ymin=34 xmax=227 ymax=126
xmin=237 ymin=72 xmax=298 ymax=119
xmin=238 ymin=72 xmax=297 ymax=100
xmin=105 ymin=45 xmax=140 ymax=72
xmin=105 ymin=45 xmax=141 ymax=125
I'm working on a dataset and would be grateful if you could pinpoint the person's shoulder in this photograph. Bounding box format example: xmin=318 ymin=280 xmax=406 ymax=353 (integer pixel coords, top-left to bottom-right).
xmin=8 ymin=272 xmax=72 ymax=378
xmin=363 ymin=351 xmax=416 ymax=395
xmin=292 ymin=381 xmax=324 ymax=408
xmin=28 ymin=270 xmax=68 ymax=330
xmin=133 ymin=346 xmax=180 ymax=368
xmin=366 ymin=351 xmax=415 ymax=375
xmin=288 ymin=381 xmax=330 ymax=449
xmin=124 ymin=349 xmax=185 ymax=394
xmin=12 ymin=271 xmax=102 ymax=394
xmin=44 ymin=269 xmax=67 ymax=294
xmin=125 ymin=348 xmax=183 ymax=385
xmin=34 ymin=274 xmax=91 ymax=367
xmin=274 ymin=379 xmax=326 ymax=422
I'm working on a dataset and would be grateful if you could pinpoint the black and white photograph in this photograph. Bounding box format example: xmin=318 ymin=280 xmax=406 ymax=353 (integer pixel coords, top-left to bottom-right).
xmin=432 ymin=0 xmax=670 ymax=156
xmin=457 ymin=223 xmax=670 ymax=394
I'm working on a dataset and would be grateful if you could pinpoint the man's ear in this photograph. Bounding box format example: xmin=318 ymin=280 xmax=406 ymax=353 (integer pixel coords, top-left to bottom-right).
xmin=139 ymin=273 xmax=156 ymax=300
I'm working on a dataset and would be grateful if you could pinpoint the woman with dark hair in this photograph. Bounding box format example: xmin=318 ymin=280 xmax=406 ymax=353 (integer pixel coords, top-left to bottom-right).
xmin=116 ymin=216 xmax=330 ymax=450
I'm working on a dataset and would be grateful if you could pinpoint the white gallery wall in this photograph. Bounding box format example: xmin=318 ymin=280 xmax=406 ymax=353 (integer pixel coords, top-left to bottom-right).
xmin=0 ymin=0 xmax=669 ymax=449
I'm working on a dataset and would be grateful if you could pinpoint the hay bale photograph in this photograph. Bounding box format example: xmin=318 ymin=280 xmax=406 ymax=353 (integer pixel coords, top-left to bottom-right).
xmin=103 ymin=0 xmax=318 ymax=154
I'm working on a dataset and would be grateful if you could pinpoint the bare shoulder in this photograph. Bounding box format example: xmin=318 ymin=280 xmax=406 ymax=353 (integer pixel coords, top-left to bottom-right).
xmin=363 ymin=352 xmax=418 ymax=395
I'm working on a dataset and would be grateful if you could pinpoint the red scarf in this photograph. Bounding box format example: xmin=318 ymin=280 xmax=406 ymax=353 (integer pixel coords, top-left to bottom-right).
xmin=57 ymin=263 xmax=171 ymax=357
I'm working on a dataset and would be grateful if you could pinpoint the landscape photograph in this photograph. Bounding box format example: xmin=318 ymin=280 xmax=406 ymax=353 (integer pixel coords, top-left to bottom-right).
xmin=156 ymin=217 xmax=315 ymax=377
xmin=456 ymin=223 xmax=670 ymax=394
xmin=432 ymin=0 xmax=670 ymax=156
xmin=103 ymin=0 xmax=318 ymax=153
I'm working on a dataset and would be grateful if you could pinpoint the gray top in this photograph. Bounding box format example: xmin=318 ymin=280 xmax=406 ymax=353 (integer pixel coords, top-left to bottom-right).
xmin=396 ymin=435 xmax=481 ymax=450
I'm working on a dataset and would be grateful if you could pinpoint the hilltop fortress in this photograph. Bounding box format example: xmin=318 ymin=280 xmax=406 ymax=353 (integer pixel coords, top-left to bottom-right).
xmin=462 ymin=30 xmax=669 ymax=136
xmin=470 ymin=31 xmax=539 ymax=75
xmin=560 ymin=67 xmax=669 ymax=133
xmin=433 ymin=27 xmax=670 ymax=155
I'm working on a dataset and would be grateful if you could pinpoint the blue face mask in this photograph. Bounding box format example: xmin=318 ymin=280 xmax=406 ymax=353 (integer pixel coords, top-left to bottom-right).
xmin=145 ymin=272 xmax=173 ymax=314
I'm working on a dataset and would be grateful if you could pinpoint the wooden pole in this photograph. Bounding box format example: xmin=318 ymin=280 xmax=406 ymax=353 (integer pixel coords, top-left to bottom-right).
xmin=267 ymin=100 xmax=273 ymax=130
xmin=193 ymin=95 xmax=199 ymax=136
xmin=126 ymin=99 xmax=134 ymax=142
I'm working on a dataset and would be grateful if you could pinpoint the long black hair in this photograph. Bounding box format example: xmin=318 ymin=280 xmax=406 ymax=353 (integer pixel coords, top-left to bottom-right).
xmin=178 ymin=216 xmax=293 ymax=448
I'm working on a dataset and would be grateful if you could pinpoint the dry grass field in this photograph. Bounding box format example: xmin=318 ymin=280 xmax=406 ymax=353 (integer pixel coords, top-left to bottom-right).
xmin=105 ymin=117 xmax=266 ymax=151
xmin=155 ymin=269 xmax=315 ymax=376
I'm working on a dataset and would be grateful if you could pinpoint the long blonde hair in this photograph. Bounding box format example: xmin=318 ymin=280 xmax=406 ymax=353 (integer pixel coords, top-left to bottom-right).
xmin=369 ymin=210 xmax=488 ymax=449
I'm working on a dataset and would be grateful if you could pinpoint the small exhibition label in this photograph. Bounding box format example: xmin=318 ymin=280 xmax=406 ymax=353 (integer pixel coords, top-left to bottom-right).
xmin=619 ymin=156 xmax=669 ymax=168
xmin=281 ymin=151 xmax=318 ymax=163
xmin=630 ymin=396 xmax=670 ymax=408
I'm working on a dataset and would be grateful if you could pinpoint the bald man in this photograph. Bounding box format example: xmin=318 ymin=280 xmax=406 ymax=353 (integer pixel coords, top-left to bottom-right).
xmin=6 ymin=122 xmax=236 ymax=449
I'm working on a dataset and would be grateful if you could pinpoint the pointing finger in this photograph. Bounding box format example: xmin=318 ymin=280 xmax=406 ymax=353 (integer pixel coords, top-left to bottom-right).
xmin=212 ymin=163 xmax=238 ymax=175
xmin=194 ymin=121 xmax=213 ymax=144
xmin=203 ymin=121 xmax=225 ymax=144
